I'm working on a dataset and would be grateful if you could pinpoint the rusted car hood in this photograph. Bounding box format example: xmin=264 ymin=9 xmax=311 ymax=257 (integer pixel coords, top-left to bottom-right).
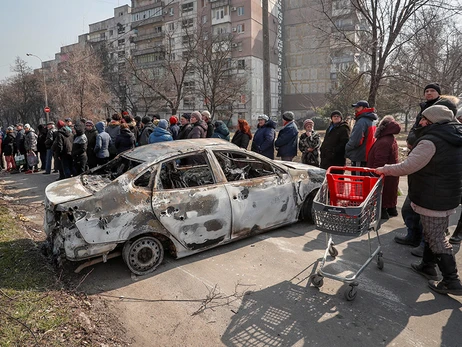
xmin=45 ymin=176 xmax=92 ymax=207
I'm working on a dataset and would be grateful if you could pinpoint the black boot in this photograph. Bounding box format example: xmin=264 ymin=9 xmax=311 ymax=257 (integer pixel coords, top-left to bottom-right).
xmin=449 ymin=217 xmax=462 ymax=244
xmin=381 ymin=207 xmax=389 ymax=220
xmin=411 ymin=244 xmax=440 ymax=281
xmin=387 ymin=207 xmax=398 ymax=217
xmin=428 ymin=253 xmax=462 ymax=295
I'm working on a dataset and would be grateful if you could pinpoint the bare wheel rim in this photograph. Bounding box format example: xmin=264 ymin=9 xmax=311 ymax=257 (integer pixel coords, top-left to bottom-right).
xmin=128 ymin=237 xmax=162 ymax=272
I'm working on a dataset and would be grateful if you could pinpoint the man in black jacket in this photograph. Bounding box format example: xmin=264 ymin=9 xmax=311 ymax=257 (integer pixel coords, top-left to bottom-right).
xmin=43 ymin=121 xmax=57 ymax=174
xmin=12 ymin=123 xmax=26 ymax=173
xmin=320 ymin=110 xmax=350 ymax=170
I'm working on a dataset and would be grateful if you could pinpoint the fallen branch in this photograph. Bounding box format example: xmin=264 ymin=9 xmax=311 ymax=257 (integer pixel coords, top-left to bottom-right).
xmin=73 ymin=268 xmax=94 ymax=292
xmin=0 ymin=307 xmax=39 ymax=346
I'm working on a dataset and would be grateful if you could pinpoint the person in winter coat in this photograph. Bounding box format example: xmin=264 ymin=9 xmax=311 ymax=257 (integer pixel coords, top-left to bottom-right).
xmin=94 ymin=121 xmax=112 ymax=166
xmin=2 ymin=127 xmax=16 ymax=171
xmin=53 ymin=120 xmax=74 ymax=179
xmin=320 ymin=110 xmax=350 ymax=170
xmin=376 ymin=105 xmax=462 ymax=296
xmin=345 ymin=100 xmax=378 ymax=167
xmin=201 ymin=111 xmax=214 ymax=138
xmin=396 ymin=83 xmax=460 ymax=252
xmin=123 ymin=114 xmax=139 ymax=145
xmin=72 ymin=123 xmax=88 ymax=175
xmin=212 ymin=120 xmax=230 ymax=141
xmin=149 ymin=119 xmax=173 ymax=144
xmin=299 ymin=119 xmax=321 ymax=166
xmin=138 ymin=116 xmax=155 ymax=146
xmin=231 ymin=119 xmax=252 ymax=149
xmin=367 ymin=116 xmax=401 ymax=219
xmin=275 ymin=111 xmax=298 ymax=161
xmin=37 ymin=124 xmax=47 ymax=171
xmin=115 ymin=123 xmax=136 ymax=153
xmin=12 ymin=123 xmax=26 ymax=173
xmin=43 ymin=122 xmax=57 ymax=174
xmin=187 ymin=112 xmax=208 ymax=139
xmin=24 ymin=124 xmax=39 ymax=173
xmin=84 ymin=121 xmax=98 ymax=169
xmin=251 ymin=115 xmax=276 ymax=159
xmin=177 ymin=114 xmax=192 ymax=140
xmin=106 ymin=114 xmax=121 ymax=159
xmin=169 ymin=116 xmax=180 ymax=140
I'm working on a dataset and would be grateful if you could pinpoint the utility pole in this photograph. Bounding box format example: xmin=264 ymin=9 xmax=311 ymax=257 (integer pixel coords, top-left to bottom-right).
xmin=262 ymin=0 xmax=271 ymax=117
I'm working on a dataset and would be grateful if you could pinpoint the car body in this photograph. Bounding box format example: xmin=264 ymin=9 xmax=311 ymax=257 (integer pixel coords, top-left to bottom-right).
xmin=44 ymin=139 xmax=325 ymax=275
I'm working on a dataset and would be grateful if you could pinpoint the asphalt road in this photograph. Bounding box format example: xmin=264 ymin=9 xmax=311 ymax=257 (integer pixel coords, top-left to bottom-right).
xmin=1 ymin=170 xmax=461 ymax=347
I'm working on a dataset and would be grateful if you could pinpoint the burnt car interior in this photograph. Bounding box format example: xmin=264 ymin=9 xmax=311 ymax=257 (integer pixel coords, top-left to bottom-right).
xmin=82 ymin=156 xmax=143 ymax=189
xmin=214 ymin=151 xmax=282 ymax=182
xmin=158 ymin=153 xmax=215 ymax=190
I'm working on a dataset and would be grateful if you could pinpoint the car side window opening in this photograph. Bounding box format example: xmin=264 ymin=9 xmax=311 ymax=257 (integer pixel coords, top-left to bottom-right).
xmin=214 ymin=151 xmax=282 ymax=182
xmin=157 ymin=153 xmax=215 ymax=190
xmin=134 ymin=169 xmax=154 ymax=188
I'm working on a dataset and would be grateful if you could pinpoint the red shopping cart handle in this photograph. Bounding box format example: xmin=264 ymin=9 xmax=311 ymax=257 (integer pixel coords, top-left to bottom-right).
xmin=327 ymin=166 xmax=383 ymax=178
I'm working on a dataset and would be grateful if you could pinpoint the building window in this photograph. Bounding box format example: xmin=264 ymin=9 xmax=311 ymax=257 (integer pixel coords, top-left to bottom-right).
xmin=182 ymin=35 xmax=191 ymax=45
xmin=119 ymin=12 xmax=123 ymax=17
xmin=182 ymin=2 xmax=194 ymax=12
xmin=118 ymin=39 xmax=125 ymax=46
xmin=236 ymin=24 xmax=245 ymax=33
xmin=237 ymin=6 xmax=244 ymax=16
xmin=117 ymin=24 xmax=125 ymax=34
xmin=154 ymin=26 xmax=162 ymax=33
xmin=168 ymin=22 xmax=175 ymax=31
xmin=238 ymin=59 xmax=245 ymax=69
xmin=202 ymin=15 xmax=207 ymax=24
xmin=100 ymin=33 xmax=105 ymax=39
xmin=183 ymin=97 xmax=195 ymax=109
xmin=184 ymin=81 xmax=195 ymax=91
xmin=215 ymin=7 xmax=228 ymax=20
xmin=118 ymin=51 xmax=125 ymax=58
xmin=169 ymin=7 xmax=174 ymax=16
xmin=182 ymin=18 xmax=194 ymax=29
xmin=182 ymin=51 xmax=192 ymax=61
xmin=109 ymin=30 xmax=113 ymax=36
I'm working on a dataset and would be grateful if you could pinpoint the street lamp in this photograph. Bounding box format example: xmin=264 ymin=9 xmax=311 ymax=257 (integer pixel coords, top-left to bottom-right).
xmin=26 ymin=53 xmax=49 ymax=123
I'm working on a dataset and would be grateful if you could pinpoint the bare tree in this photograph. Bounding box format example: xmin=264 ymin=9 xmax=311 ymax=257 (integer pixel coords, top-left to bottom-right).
xmin=193 ymin=31 xmax=249 ymax=121
xmin=0 ymin=58 xmax=42 ymax=127
xmin=316 ymin=0 xmax=461 ymax=107
xmin=48 ymin=46 xmax=113 ymax=121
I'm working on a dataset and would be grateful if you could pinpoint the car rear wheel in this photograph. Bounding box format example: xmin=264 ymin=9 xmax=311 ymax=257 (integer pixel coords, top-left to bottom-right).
xmin=300 ymin=189 xmax=318 ymax=223
xmin=123 ymin=236 xmax=164 ymax=276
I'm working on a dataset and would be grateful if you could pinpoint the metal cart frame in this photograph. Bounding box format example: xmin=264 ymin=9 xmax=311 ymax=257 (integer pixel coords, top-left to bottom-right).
xmin=311 ymin=166 xmax=384 ymax=301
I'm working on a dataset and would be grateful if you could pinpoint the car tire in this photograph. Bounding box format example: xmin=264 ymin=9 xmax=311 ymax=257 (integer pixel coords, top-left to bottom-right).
xmin=123 ymin=236 xmax=164 ymax=276
xmin=300 ymin=189 xmax=318 ymax=224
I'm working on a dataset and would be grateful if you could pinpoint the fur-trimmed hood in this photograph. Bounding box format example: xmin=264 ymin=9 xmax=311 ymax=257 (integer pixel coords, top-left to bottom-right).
xmin=375 ymin=116 xmax=401 ymax=138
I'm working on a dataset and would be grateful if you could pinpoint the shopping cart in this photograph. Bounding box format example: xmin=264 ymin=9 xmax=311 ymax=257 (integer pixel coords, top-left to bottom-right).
xmin=311 ymin=166 xmax=384 ymax=301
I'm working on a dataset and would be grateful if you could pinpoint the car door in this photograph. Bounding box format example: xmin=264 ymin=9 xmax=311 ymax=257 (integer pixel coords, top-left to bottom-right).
xmin=212 ymin=151 xmax=298 ymax=239
xmin=151 ymin=151 xmax=232 ymax=251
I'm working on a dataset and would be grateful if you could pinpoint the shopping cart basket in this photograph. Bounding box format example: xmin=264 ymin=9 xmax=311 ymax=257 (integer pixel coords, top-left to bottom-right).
xmin=311 ymin=166 xmax=384 ymax=301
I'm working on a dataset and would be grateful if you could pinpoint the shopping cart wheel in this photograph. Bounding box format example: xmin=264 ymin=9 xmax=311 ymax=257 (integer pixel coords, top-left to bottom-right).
xmin=329 ymin=246 xmax=339 ymax=258
xmin=344 ymin=285 xmax=358 ymax=301
xmin=377 ymin=252 xmax=384 ymax=270
xmin=310 ymin=274 xmax=324 ymax=288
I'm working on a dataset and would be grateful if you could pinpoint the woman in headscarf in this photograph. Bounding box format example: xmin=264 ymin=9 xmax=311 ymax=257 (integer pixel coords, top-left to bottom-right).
xmin=299 ymin=119 xmax=321 ymax=166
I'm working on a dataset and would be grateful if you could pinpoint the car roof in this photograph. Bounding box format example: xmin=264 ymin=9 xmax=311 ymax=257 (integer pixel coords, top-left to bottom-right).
xmin=124 ymin=138 xmax=241 ymax=162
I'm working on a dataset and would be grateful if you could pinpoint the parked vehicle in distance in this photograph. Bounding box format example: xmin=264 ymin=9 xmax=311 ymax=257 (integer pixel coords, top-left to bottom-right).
xmin=44 ymin=139 xmax=325 ymax=275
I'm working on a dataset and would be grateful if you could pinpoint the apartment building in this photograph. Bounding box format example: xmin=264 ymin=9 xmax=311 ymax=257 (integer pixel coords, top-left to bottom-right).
xmin=283 ymin=0 xmax=364 ymax=119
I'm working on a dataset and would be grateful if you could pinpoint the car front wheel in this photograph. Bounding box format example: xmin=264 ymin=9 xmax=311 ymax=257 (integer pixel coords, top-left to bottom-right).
xmin=123 ymin=236 xmax=164 ymax=276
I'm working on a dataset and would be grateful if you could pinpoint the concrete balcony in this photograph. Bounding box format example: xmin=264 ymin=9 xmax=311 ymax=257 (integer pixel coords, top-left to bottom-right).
xmin=131 ymin=45 xmax=165 ymax=56
xmin=132 ymin=31 xmax=165 ymax=43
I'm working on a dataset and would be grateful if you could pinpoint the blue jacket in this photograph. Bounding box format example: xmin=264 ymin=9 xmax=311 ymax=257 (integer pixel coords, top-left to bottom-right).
xmin=169 ymin=124 xmax=180 ymax=140
xmin=149 ymin=127 xmax=173 ymax=144
xmin=251 ymin=119 xmax=277 ymax=159
xmin=211 ymin=121 xmax=230 ymax=141
xmin=94 ymin=121 xmax=112 ymax=159
xmin=275 ymin=121 xmax=298 ymax=158
xmin=345 ymin=108 xmax=378 ymax=162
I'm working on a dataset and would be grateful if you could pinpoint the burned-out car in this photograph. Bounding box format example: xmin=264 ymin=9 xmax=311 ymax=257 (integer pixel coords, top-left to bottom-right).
xmin=44 ymin=139 xmax=325 ymax=275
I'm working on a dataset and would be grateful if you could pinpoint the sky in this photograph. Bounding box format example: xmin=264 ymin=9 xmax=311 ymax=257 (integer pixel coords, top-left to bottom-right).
xmin=1 ymin=0 xmax=131 ymax=81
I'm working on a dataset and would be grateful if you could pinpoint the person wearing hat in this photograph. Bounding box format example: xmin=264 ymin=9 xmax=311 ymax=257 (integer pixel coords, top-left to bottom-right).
xmin=376 ymin=105 xmax=462 ymax=296
xmin=251 ymin=114 xmax=277 ymax=159
xmin=177 ymin=114 xmax=192 ymax=140
xmin=138 ymin=115 xmax=155 ymax=146
xmin=52 ymin=120 xmax=74 ymax=179
xmin=211 ymin=120 xmax=230 ymax=141
xmin=12 ymin=123 xmax=26 ymax=173
xmin=275 ymin=111 xmax=298 ymax=161
xmin=187 ymin=111 xmax=208 ymax=139
xmin=345 ymin=100 xmax=378 ymax=168
xmin=299 ymin=118 xmax=321 ymax=166
xmin=168 ymin=116 xmax=180 ymax=140
xmin=84 ymin=120 xmax=98 ymax=169
xmin=320 ymin=110 xmax=350 ymax=170
xmin=2 ymin=127 xmax=16 ymax=172
xmin=24 ymin=123 xmax=39 ymax=173
xmin=396 ymin=83 xmax=459 ymax=254
xmin=201 ymin=110 xmax=214 ymax=138
xmin=148 ymin=119 xmax=173 ymax=144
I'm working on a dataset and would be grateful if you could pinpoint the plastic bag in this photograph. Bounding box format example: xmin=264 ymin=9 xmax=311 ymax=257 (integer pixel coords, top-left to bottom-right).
xmin=27 ymin=152 xmax=38 ymax=167
xmin=14 ymin=153 xmax=26 ymax=166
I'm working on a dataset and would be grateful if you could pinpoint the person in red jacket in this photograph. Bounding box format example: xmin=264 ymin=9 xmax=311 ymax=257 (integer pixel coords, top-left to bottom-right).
xmin=367 ymin=116 xmax=401 ymax=219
